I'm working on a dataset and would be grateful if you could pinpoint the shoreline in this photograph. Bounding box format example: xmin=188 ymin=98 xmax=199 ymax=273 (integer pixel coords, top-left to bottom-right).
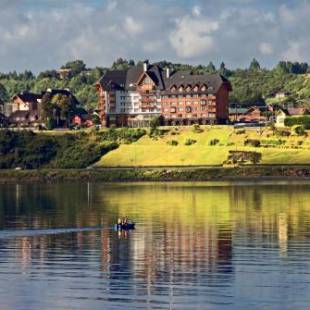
xmin=0 ymin=165 xmax=310 ymax=183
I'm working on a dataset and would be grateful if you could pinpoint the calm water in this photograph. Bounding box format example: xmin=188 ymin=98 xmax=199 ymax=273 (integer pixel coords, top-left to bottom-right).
xmin=1 ymin=182 xmax=310 ymax=309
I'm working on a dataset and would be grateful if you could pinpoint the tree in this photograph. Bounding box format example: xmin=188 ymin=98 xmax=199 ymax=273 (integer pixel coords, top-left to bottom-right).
xmin=61 ymin=60 xmax=86 ymax=75
xmin=249 ymin=58 xmax=261 ymax=71
xmin=206 ymin=62 xmax=216 ymax=73
xmin=219 ymin=62 xmax=229 ymax=76
xmin=0 ymin=83 xmax=8 ymax=102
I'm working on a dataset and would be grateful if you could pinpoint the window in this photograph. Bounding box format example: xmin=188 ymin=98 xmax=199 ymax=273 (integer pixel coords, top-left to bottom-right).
xmin=201 ymin=85 xmax=207 ymax=92
xmin=200 ymin=100 xmax=207 ymax=105
xmin=178 ymin=85 xmax=184 ymax=92
xmin=170 ymin=107 xmax=177 ymax=113
xmin=186 ymin=106 xmax=192 ymax=113
xmin=186 ymin=85 xmax=191 ymax=92
xmin=170 ymin=85 xmax=177 ymax=92
xmin=193 ymin=85 xmax=199 ymax=92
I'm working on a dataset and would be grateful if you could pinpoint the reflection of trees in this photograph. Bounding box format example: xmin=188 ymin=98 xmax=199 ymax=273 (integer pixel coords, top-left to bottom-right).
xmin=1 ymin=182 xmax=310 ymax=301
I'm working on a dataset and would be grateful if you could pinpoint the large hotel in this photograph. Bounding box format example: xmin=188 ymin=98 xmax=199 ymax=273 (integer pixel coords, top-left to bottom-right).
xmin=96 ymin=61 xmax=232 ymax=127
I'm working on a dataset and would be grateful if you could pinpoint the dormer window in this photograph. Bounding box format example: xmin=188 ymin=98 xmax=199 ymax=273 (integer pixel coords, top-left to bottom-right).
xmin=201 ymin=84 xmax=207 ymax=92
xmin=186 ymin=85 xmax=191 ymax=92
xmin=170 ymin=85 xmax=177 ymax=92
xmin=193 ymin=85 xmax=199 ymax=92
xmin=178 ymin=85 xmax=184 ymax=92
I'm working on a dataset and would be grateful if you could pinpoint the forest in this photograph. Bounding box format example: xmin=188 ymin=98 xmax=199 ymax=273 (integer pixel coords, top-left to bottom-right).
xmin=1 ymin=58 xmax=310 ymax=110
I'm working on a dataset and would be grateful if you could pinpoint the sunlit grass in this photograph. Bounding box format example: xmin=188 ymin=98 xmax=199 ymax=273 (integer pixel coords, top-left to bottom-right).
xmin=93 ymin=125 xmax=310 ymax=167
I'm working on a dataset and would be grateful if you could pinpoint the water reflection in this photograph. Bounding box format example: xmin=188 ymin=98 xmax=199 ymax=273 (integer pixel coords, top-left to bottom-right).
xmin=0 ymin=182 xmax=310 ymax=309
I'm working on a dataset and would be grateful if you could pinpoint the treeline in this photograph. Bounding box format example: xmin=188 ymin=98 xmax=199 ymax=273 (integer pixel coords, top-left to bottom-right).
xmin=1 ymin=58 xmax=310 ymax=109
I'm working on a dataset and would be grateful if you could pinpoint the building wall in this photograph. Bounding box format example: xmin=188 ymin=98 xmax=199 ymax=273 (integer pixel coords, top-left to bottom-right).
xmin=97 ymin=80 xmax=230 ymax=127
xmin=216 ymin=84 xmax=229 ymax=122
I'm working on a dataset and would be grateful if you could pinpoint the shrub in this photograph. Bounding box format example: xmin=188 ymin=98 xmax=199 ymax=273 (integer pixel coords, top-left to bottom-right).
xmin=192 ymin=124 xmax=203 ymax=133
xmin=167 ymin=140 xmax=178 ymax=146
xmin=244 ymin=139 xmax=261 ymax=147
xmin=284 ymin=116 xmax=310 ymax=129
xmin=209 ymin=139 xmax=219 ymax=146
xmin=235 ymin=129 xmax=245 ymax=135
xmin=184 ymin=138 xmax=197 ymax=146
xmin=275 ymin=129 xmax=291 ymax=137
xmin=291 ymin=125 xmax=305 ymax=136
xmin=224 ymin=150 xmax=262 ymax=165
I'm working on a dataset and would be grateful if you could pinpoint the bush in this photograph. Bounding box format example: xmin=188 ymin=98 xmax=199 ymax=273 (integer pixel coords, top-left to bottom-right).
xmin=284 ymin=116 xmax=310 ymax=129
xmin=224 ymin=150 xmax=262 ymax=165
xmin=184 ymin=138 xmax=197 ymax=146
xmin=167 ymin=140 xmax=178 ymax=146
xmin=192 ymin=124 xmax=203 ymax=133
xmin=275 ymin=129 xmax=291 ymax=137
xmin=244 ymin=139 xmax=261 ymax=147
xmin=235 ymin=129 xmax=246 ymax=135
xmin=209 ymin=139 xmax=219 ymax=146
xmin=291 ymin=125 xmax=305 ymax=136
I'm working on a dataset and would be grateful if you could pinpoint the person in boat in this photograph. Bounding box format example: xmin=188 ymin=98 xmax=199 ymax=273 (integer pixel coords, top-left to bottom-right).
xmin=117 ymin=218 xmax=122 ymax=225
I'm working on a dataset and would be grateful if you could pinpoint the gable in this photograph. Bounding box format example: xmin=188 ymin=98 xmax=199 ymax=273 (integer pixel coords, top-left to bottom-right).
xmin=137 ymin=72 xmax=156 ymax=86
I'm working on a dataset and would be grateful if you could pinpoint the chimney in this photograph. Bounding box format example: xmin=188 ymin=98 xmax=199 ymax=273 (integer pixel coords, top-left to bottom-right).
xmin=166 ymin=67 xmax=170 ymax=79
xmin=143 ymin=60 xmax=149 ymax=72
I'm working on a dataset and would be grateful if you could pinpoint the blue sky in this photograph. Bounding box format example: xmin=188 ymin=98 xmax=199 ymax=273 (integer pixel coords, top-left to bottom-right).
xmin=1 ymin=0 xmax=310 ymax=72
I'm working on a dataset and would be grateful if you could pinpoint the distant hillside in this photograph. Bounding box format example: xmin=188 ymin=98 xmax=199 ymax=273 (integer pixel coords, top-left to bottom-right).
xmin=1 ymin=58 xmax=310 ymax=110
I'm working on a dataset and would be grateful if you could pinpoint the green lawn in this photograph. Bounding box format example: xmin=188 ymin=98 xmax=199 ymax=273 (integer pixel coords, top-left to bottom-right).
xmin=94 ymin=126 xmax=310 ymax=167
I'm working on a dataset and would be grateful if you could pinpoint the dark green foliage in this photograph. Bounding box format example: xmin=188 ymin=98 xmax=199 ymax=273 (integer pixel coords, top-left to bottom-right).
xmin=249 ymin=58 xmax=261 ymax=71
xmin=1 ymin=58 xmax=310 ymax=111
xmin=209 ymin=139 xmax=220 ymax=146
xmin=284 ymin=116 xmax=310 ymax=129
xmin=98 ymin=128 xmax=146 ymax=144
xmin=0 ymin=130 xmax=122 ymax=169
xmin=167 ymin=140 xmax=178 ymax=146
xmin=184 ymin=138 xmax=197 ymax=145
xmin=54 ymin=141 xmax=118 ymax=169
xmin=61 ymin=60 xmax=86 ymax=75
xmin=0 ymin=130 xmax=57 ymax=169
xmin=192 ymin=124 xmax=203 ymax=133
xmin=292 ymin=125 xmax=305 ymax=136
xmin=225 ymin=150 xmax=262 ymax=165
xmin=244 ymin=139 xmax=261 ymax=147
xmin=149 ymin=116 xmax=164 ymax=137
xmin=275 ymin=129 xmax=291 ymax=137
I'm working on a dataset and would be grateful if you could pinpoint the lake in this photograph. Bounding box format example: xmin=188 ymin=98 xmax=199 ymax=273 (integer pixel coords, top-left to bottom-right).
xmin=1 ymin=181 xmax=310 ymax=309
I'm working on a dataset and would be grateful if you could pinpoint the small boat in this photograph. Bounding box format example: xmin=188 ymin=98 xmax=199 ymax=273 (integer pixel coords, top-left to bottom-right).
xmin=114 ymin=223 xmax=135 ymax=231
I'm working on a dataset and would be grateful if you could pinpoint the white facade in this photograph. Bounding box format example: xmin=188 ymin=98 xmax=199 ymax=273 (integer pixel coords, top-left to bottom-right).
xmin=106 ymin=90 xmax=161 ymax=116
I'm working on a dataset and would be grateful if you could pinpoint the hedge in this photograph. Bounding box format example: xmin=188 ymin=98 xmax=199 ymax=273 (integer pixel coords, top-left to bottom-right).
xmin=284 ymin=116 xmax=310 ymax=129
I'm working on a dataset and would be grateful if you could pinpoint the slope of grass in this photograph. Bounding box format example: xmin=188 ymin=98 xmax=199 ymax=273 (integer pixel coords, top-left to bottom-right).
xmin=95 ymin=126 xmax=310 ymax=167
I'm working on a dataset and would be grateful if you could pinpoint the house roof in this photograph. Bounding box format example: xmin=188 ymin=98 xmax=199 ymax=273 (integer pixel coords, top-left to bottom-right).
xmin=163 ymin=71 xmax=231 ymax=93
xmin=43 ymin=89 xmax=80 ymax=106
xmin=287 ymin=107 xmax=307 ymax=116
xmin=97 ymin=62 xmax=232 ymax=93
xmin=12 ymin=92 xmax=42 ymax=103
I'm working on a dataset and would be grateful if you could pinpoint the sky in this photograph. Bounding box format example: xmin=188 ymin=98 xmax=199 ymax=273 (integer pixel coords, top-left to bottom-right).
xmin=1 ymin=0 xmax=310 ymax=73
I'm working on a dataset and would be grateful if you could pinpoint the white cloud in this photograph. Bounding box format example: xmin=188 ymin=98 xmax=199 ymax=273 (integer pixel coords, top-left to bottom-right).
xmin=281 ymin=42 xmax=304 ymax=62
xmin=170 ymin=16 xmax=219 ymax=58
xmin=259 ymin=42 xmax=273 ymax=55
xmin=192 ymin=5 xmax=201 ymax=17
xmin=124 ymin=16 xmax=143 ymax=36
xmin=1 ymin=0 xmax=310 ymax=72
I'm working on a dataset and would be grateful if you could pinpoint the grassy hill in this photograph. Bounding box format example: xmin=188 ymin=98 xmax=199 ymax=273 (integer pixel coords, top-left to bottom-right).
xmin=95 ymin=126 xmax=310 ymax=167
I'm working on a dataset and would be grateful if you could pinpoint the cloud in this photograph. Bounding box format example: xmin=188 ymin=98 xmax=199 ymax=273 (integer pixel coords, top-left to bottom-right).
xmin=124 ymin=16 xmax=143 ymax=36
xmin=1 ymin=0 xmax=310 ymax=72
xmin=169 ymin=14 xmax=219 ymax=58
xmin=259 ymin=42 xmax=273 ymax=56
